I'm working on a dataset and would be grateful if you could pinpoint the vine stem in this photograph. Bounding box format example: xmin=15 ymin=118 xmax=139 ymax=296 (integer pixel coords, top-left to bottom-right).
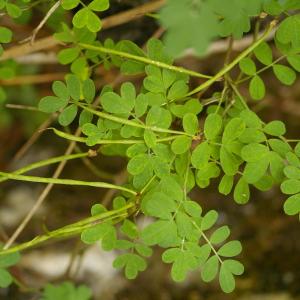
xmin=186 ymin=21 xmax=277 ymax=96
xmin=0 ymin=172 xmax=137 ymax=195
xmin=50 ymin=127 xmax=179 ymax=144
xmin=0 ymin=152 xmax=90 ymax=184
xmin=77 ymin=103 xmax=195 ymax=138
xmin=0 ymin=203 xmax=136 ymax=256
xmin=192 ymin=221 xmax=223 ymax=264
xmin=78 ymin=43 xmax=212 ymax=79
xmin=235 ymin=55 xmax=286 ymax=84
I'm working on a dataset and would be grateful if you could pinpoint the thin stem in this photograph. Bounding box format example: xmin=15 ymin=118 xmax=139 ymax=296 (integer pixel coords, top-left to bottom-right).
xmin=192 ymin=221 xmax=223 ymax=264
xmin=78 ymin=103 xmax=195 ymax=138
xmin=186 ymin=21 xmax=277 ymax=96
xmin=228 ymin=79 xmax=249 ymax=110
xmin=236 ymin=55 xmax=286 ymax=84
xmin=0 ymin=172 xmax=137 ymax=195
xmin=0 ymin=204 xmax=135 ymax=256
xmin=51 ymin=127 xmax=179 ymax=144
xmin=78 ymin=43 xmax=212 ymax=79
xmin=0 ymin=152 xmax=90 ymax=184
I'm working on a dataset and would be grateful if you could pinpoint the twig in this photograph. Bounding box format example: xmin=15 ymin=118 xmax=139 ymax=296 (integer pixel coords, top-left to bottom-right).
xmin=12 ymin=114 xmax=57 ymax=163
xmin=6 ymin=104 xmax=39 ymax=111
xmin=22 ymin=0 xmax=61 ymax=45
xmin=0 ymin=73 xmax=65 ymax=85
xmin=0 ymin=0 xmax=165 ymax=61
xmin=3 ymin=128 xmax=81 ymax=250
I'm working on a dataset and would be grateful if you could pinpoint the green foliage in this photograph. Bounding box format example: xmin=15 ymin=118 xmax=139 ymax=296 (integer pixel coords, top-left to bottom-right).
xmin=61 ymin=0 xmax=109 ymax=32
xmin=41 ymin=282 xmax=92 ymax=300
xmin=0 ymin=248 xmax=20 ymax=288
xmin=2 ymin=0 xmax=300 ymax=296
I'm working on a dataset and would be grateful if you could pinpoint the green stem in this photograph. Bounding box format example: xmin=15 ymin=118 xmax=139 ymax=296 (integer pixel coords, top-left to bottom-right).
xmin=186 ymin=21 xmax=277 ymax=96
xmin=0 ymin=171 xmax=137 ymax=195
xmin=52 ymin=127 xmax=179 ymax=144
xmin=236 ymin=55 xmax=286 ymax=84
xmin=228 ymin=80 xmax=249 ymax=110
xmin=78 ymin=43 xmax=212 ymax=79
xmin=0 ymin=152 xmax=90 ymax=184
xmin=78 ymin=103 xmax=194 ymax=138
xmin=0 ymin=203 xmax=136 ymax=256
xmin=192 ymin=221 xmax=223 ymax=264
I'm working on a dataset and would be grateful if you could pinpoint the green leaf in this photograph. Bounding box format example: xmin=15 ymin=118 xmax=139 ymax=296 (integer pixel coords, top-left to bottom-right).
xmin=58 ymin=47 xmax=80 ymax=64
xmin=41 ymin=282 xmax=92 ymax=300
xmin=239 ymin=128 xmax=266 ymax=143
xmin=218 ymin=175 xmax=234 ymax=195
xmin=146 ymin=106 xmax=172 ymax=129
xmin=283 ymin=193 xmax=300 ymax=215
xmin=222 ymin=118 xmax=245 ymax=143
xmin=222 ymin=259 xmax=244 ymax=275
xmin=294 ymin=142 xmax=300 ymax=157
xmin=183 ymin=113 xmax=198 ymax=135
xmin=273 ymin=64 xmax=296 ymax=85
xmin=135 ymin=244 xmax=153 ymax=257
xmin=6 ymin=3 xmax=22 ymax=18
xmin=160 ymin=176 xmax=184 ymax=202
xmin=234 ymin=178 xmax=250 ymax=204
xmin=241 ymin=143 xmax=269 ymax=162
xmin=201 ymin=255 xmax=219 ymax=283
xmin=52 ymin=81 xmax=69 ymax=101
xmin=151 ymin=156 xmax=170 ymax=179
xmin=0 ymin=26 xmax=12 ymax=43
xmin=160 ymin=1 xmax=219 ymax=56
xmin=73 ymin=7 xmax=89 ymax=28
xmin=61 ymin=0 xmax=80 ymax=10
xmin=269 ymin=139 xmax=292 ymax=157
xmin=196 ymin=162 xmax=220 ymax=182
xmin=191 ymin=141 xmax=211 ymax=169
xmin=167 ymin=80 xmax=189 ymax=100
xmin=81 ymin=223 xmax=115 ymax=246
xmin=281 ymin=179 xmax=300 ymax=194
xmin=219 ymin=263 xmax=236 ymax=293
xmin=113 ymin=253 xmax=147 ymax=279
xmin=145 ymin=192 xmax=176 ymax=219
xmin=239 ymin=57 xmax=256 ymax=75
xmin=249 ymin=75 xmax=265 ymax=100
xmin=210 ymin=226 xmax=230 ymax=244
xmin=239 ymin=109 xmax=262 ymax=128
xmin=171 ymin=136 xmax=192 ymax=154
xmin=243 ymin=156 xmax=270 ymax=184
xmin=141 ymin=220 xmax=178 ymax=246
xmin=101 ymin=92 xmax=131 ymax=114
xmin=82 ymin=79 xmax=95 ymax=103
xmin=201 ymin=210 xmax=218 ymax=231
xmin=121 ymin=220 xmax=138 ymax=239
xmin=0 ymin=268 xmax=13 ymax=288
xmin=204 ymin=114 xmax=222 ymax=140
xmin=58 ymin=104 xmax=78 ymax=126
xmin=254 ymin=42 xmax=273 ymax=65
xmin=263 ymin=120 xmax=286 ymax=136
xmin=88 ymin=0 xmax=109 ymax=11
xmin=144 ymin=130 xmax=156 ymax=148
xmin=286 ymin=151 xmax=300 ymax=168
xmin=218 ymin=241 xmax=242 ymax=257
xmin=276 ymin=14 xmax=300 ymax=49
xmin=220 ymin=146 xmax=239 ymax=176
xmin=0 ymin=251 xmax=20 ymax=268
xmin=127 ymin=154 xmax=149 ymax=175
xmin=39 ymin=96 xmax=68 ymax=113
xmin=283 ymin=166 xmax=300 ymax=179
xmin=66 ymin=74 xmax=81 ymax=100
xmin=183 ymin=200 xmax=202 ymax=218
xmin=287 ymin=54 xmax=300 ymax=72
